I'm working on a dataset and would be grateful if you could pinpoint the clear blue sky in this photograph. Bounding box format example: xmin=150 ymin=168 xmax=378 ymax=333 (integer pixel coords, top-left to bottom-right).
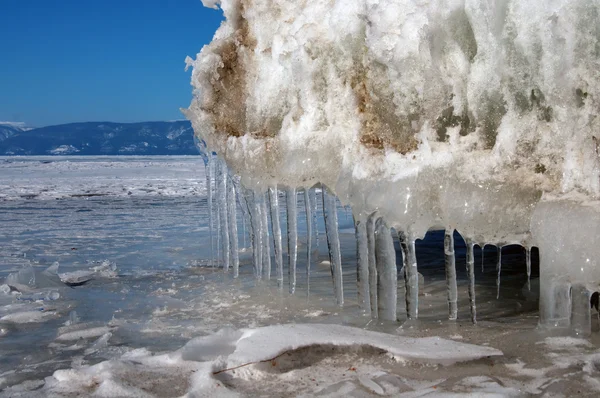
xmin=0 ymin=0 xmax=223 ymax=127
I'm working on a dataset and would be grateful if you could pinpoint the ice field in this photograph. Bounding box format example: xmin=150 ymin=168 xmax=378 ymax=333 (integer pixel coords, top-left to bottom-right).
xmin=1 ymin=157 xmax=600 ymax=397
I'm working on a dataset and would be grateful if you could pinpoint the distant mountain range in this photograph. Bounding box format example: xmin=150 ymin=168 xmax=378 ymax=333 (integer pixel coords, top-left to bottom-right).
xmin=0 ymin=120 xmax=200 ymax=155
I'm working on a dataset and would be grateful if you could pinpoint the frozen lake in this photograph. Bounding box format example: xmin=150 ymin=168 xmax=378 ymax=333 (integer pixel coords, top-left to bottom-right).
xmin=1 ymin=156 xmax=599 ymax=397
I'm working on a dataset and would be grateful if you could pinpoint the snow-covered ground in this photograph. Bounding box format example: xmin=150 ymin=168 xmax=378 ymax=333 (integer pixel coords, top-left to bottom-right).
xmin=0 ymin=157 xmax=599 ymax=397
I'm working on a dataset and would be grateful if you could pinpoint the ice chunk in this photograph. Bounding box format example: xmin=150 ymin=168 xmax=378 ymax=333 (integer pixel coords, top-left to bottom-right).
xmin=59 ymin=270 xmax=94 ymax=286
xmin=226 ymin=324 xmax=502 ymax=367
xmin=185 ymin=0 xmax=600 ymax=329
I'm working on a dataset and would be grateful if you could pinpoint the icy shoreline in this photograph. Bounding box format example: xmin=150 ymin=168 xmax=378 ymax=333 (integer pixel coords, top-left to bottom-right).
xmin=0 ymin=156 xmax=206 ymax=201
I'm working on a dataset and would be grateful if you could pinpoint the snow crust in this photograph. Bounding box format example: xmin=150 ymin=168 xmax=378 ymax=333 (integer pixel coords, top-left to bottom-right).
xmin=185 ymin=0 xmax=600 ymax=327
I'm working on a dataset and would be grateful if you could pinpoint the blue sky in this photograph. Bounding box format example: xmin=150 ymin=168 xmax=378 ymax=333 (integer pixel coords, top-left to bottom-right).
xmin=0 ymin=0 xmax=223 ymax=127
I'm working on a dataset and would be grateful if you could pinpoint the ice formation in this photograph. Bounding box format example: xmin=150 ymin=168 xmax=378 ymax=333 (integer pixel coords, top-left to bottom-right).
xmin=185 ymin=0 xmax=600 ymax=332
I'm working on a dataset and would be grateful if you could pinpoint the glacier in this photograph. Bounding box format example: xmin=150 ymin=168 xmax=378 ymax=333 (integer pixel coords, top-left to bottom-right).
xmin=184 ymin=0 xmax=600 ymax=333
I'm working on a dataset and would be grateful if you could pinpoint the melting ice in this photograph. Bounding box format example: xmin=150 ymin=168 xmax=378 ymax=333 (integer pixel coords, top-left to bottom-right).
xmin=186 ymin=0 xmax=600 ymax=334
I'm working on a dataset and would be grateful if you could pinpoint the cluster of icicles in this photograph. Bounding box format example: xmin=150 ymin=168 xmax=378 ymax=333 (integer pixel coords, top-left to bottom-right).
xmin=201 ymin=152 xmax=533 ymax=324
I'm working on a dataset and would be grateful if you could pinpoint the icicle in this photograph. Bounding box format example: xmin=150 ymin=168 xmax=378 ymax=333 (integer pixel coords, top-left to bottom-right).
xmin=214 ymin=162 xmax=221 ymax=267
xmin=234 ymin=178 xmax=250 ymax=250
xmin=241 ymin=210 xmax=247 ymax=249
xmin=399 ymin=231 xmax=418 ymax=319
xmin=217 ymin=160 xmax=230 ymax=271
xmin=310 ymin=188 xmax=319 ymax=250
xmin=496 ymin=245 xmax=502 ymax=299
xmin=526 ymin=246 xmax=531 ymax=291
xmin=244 ymin=188 xmax=262 ymax=278
xmin=466 ymin=239 xmax=477 ymax=324
xmin=355 ymin=216 xmax=370 ymax=314
xmin=205 ymin=157 xmax=214 ymax=268
xmin=286 ymin=188 xmax=298 ymax=294
xmin=268 ymin=187 xmax=284 ymax=287
xmin=375 ymin=218 xmax=397 ymax=321
xmin=226 ymin=174 xmax=239 ymax=277
xmin=481 ymin=243 xmax=485 ymax=272
xmin=260 ymin=193 xmax=271 ymax=279
xmin=366 ymin=213 xmax=378 ymax=317
xmin=323 ymin=187 xmax=344 ymax=306
xmin=571 ymin=283 xmax=592 ymax=336
xmin=304 ymin=189 xmax=312 ymax=291
xmin=444 ymin=229 xmax=458 ymax=321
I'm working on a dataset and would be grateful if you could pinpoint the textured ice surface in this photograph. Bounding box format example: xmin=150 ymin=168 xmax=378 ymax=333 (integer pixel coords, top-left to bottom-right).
xmin=2 ymin=157 xmax=600 ymax=396
xmin=0 ymin=156 xmax=206 ymax=200
xmin=185 ymin=0 xmax=600 ymax=329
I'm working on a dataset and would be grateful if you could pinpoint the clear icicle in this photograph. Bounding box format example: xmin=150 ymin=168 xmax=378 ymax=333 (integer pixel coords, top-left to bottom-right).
xmin=310 ymin=188 xmax=319 ymax=250
xmin=269 ymin=187 xmax=284 ymax=287
xmin=244 ymin=188 xmax=262 ymax=278
xmin=238 ymin=193 xmax=247 ymax=250
xmin=323 ymin=187 xmax=344 ymax=306
xmin=466 ymin=239 xmax=477 ymax=324
xmin=286 ymin=188 xmax=298 ymax=294
xmin=226 ymin=174 xmax=239 ymax=277
xmin=304 ymin=189 xmax=312 ymax=290
xmin=444 ymin=229 xmax=458 ymax=321
xmin=205 ymin=157 xmax=214 ymax=268
xmin=366 ymin=213 xmax=378 ymax=317
xmin=253 ymin=193 xmax=264 ymax=278
xmin=217 ymin=160 xmax=230 ymax=271
xmin=234 ymin=178 xmax=250 ymax=250
xmin=375 ymin=218 xmax=397 ymax=321
xmin=241 ymin=211 xmax=247 ymax=249
xmin=526 ymin=246 xmax=531 ymax=291
xmin=215 ymin=163 xmax=221 ymax=267
xmin=355 ymin=216 xmax=370 ymax=314
xmin=496 ymin=245 xmax=502 ymax=299
xmin=399 ymin=231 xmax=418 ymax=319
xmin=260 ymin=193 xmax=271 ymax=280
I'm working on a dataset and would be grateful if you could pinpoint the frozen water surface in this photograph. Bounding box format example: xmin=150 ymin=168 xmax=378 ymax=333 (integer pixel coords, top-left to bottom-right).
xmin=1 ymin=157 xmax=600 ymax=397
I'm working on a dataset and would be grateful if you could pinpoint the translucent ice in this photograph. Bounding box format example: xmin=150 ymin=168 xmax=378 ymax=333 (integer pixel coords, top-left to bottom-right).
xmin=185 ymin=0 xmax=600 ymax=329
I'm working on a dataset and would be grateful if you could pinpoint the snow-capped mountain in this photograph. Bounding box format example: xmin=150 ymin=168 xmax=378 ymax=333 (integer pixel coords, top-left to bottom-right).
xmin=0 ymin=122 xmax=31 ymax=142
xmin=0 ymin=121 xmax=199 ymax=155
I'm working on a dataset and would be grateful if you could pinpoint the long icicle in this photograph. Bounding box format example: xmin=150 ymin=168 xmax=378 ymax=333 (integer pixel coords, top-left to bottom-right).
xmin=310 ymin=188 xmax=319 ymax=251
xmin=444 ymin=229 xmax=458 ymax=320
xmin=323 ymin=187 xmax=344 ymax=306
xmin=355 ymin=215 xmax=370 ymax=314
xmin=215 ymin=164 xmax=221 ymax=268
xmin=253 ymin=193 xmax=264 ymax=278
xmin=244 ymin=188 xmax=262 ymax=278
xmin=304 ymin=189 xmax=313 ymax=293
xmin=375 ymin=218 xmax=397 ymax=321
xmin=286 ymin=188 xmax=298 ymax=294
xmin=366 ymin=213 xmax=378 ymax=317
xmin=268 ymin=187 xmax=284 ymax=287
xmin=226 ymin=173 xmax=239 ymax=277
xmin=205 ymin=157 xmax=214 ymax=268
xmin=526 ymin=246 xmax=532 ymax=291
xmin=399 ymin=230 xmax=418 ymax=319
xmin=234 ymin=177 xmax=250 ymax=250
xmin=466 ymin=238 xmax=477 ymax=323
xmin=260 ymin=193 xmax=271 ymax=280
xmin=496 ymin=245 xmax=502 ymax=299
xmin=238 ymin=192 xmax=247 ymax=250
xmin=481 ymin=243 xmax=485 ymax=272
xmin=217 ymin=160 xmax=230 ymax=270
